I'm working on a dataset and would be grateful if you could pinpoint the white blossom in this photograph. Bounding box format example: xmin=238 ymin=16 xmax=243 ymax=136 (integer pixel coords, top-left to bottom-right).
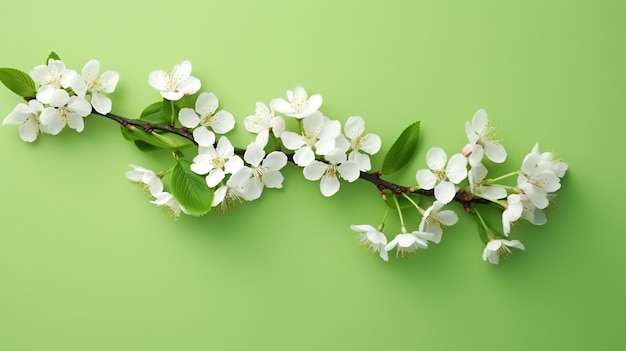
xmin=151 ymin=192 xmax=186 ymax=219
xmin=71 ymin=59 xmax=119 ymax=114
xmin=303 ymin=148 xmax=359 ymax=197
xmin=270 ymin=86 xmax=322 ymax=119
xmin=125 ymin=164 xmax=163 ymax=195
xmin=148 ymin=60 xmax=200 ymax=101
xmin=384 ymin=232 xmax=428 ymax=257
xmin=502 ymin=194 xmax=523 ymax=236
xmin=416 ymin=147 xmax=468 ymax=204
xmin=2 ymin=100 xmax=45 ymax=142
xmin=30 ymin=59 xmax=76 ymax=104
xmin=280 ymin=112 xmax=340 ymax=167
xmin=190 ymin=137 xmax=243 ymax=188
xmin=468 ymin=163 xmax=507 ymax=200
xmin=463 ymin=109 xmax=507 ymax=165
xmin=482 ymin=239 xmax=525 ymax=264
xmin=244 ymin=102 xmax=286 ymax=147
xmin=343 ymin=116 xmax=381 ymax=171
xmin=179 ymin=92 xmax=235 ymax=146
xmin=350 ymin=224 xmax=388 ymax=261
xmin=235 ymin=142 xmax=288 ymax=200
xmin=38 ymin=92 xmax=92 ymax=134
xmin=418 ymin=201 xmax=459 ymax=242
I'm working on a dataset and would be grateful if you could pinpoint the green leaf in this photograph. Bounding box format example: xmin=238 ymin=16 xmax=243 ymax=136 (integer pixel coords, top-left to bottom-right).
xmin=170 ymin=158 xmax=213 ymax=216
xmin=380 ymin=121 xmax=420 ymax=175
xmin=0 ymin=68 xmax=37 ymax=98
xmin=133 ymin=140 xmax=161 ymax=152
xmin=47 ymin=51 xmax=61 ymax=64
xmin=120 ymin=125 xmax=193 ymax=150
xmin=140 ymin=99 xmax=173 ymax=124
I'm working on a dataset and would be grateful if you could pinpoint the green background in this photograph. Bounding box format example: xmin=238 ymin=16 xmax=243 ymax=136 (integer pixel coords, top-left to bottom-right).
xmin=1 ymin=0 xmax=624 ymax=350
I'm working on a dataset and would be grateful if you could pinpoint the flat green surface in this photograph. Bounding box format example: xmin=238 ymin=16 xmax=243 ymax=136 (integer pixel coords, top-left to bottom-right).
xmin=1 ymin=0 xmax=624 ymax=350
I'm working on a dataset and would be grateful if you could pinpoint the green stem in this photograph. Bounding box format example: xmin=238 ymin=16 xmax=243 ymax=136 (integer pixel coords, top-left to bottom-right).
xmin=488 ymin=171 xmax=521 ymax=184
xmin=170 ymin=100 xmax=176 ymax=126
xmin=392 ymin=195 xmax=406 ymax=229
xmin=401 ymin=192 xmax=424 ymax=216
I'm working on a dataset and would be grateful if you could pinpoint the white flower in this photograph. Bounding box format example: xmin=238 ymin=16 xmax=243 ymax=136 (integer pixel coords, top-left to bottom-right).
xmin=523 ymin=143 xmax=568 ymax=178
xmin=148 ymin=60 xmax=200 ymax=101
xmin=350 ymin=224 xmax=388 ymax=261
xmin=517 ymin=144 xmax=562 ymax=210
xmin=39 ymin=92 xmax=92 ymax=134
xmin=125 ymin=164 xmax=164 ymax=195
xmin=151 ymin=192 xmax=186 ymax=219
xmin=270 ymin=86 xmax=322 ymax=119
xmin=211 ymin=170 xmax=251 ymax=209
xmin=236 ymin=142 xmax=288 ymax=200
xmin=280 ymin=112 xmax=340 ymax=166
xmin=482 ymin=239 xmax=525 ymax=264
xmin=519 ymin=193 xmax=547 ymax=226
xmin=418 ymin=201 xmax=459 ymax=242
xmin=303 ymin=148 xmax=360 ymax=197
xmin=179 ymin=92 xmax=235 ymax=146
xmin=502 ymin=194 xmax=523 ymax=236
xmin=464 ymin=109 xmax=507 ymax=166
xmin=29 ymin=59 xmax=76 ymax=104
xmin=343 ymin=116 xmax=381 ymax=171
xmin=468 ymin=163 xmax=507 ymax=200
xmin=416 ymin=147 xmax=468 ymax=204
xmin=190 ymin=136 xmax=244 ymax=188
xmin=384 ymin=232 xmax=428 ymax=257
xmin=71 ymin=59 xmax=119 ymax=114
xmin=243 ymin=102 xmax=286 ymax=147
xmin=2 ymin=100 xmax=45 ymax=142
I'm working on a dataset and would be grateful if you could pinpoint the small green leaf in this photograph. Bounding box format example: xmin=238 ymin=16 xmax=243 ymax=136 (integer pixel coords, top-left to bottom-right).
xmin=47 ymin=51 xmax=61 ymax=64
xmin=0 ymin=68 xmax=37 ymax=98
xmin=170 ymin=158 xmax=213 ymax=216
xmin=140 ymin=99 xmax=173 ymax=124
xmin=133 ymin=140 xmax=161 ymax=152
xmin=120 ymin=125 xmax=193 ymax=150
xmin=380 ymin=121 xmax=420 ymax=175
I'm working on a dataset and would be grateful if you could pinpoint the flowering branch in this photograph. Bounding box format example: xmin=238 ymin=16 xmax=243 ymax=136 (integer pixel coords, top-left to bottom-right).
xmin=0 ymin=52 xmax=568 ymax=265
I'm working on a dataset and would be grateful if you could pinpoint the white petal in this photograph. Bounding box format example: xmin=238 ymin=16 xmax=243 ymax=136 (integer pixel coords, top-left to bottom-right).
xmin=293 ymin=147 xmax=314 ymax=167
xmin=71 ymin=76 xmax=88 ymax=98
xmin=91 ymin=93 xmax=112 ymax=114
xmin=99 ymin=71 xmax=119 ymax=93
xmin=211 ymin=186 xmax=227 ymax=207
xmin=196 ymin=92 xmax=219 ymax=117
xmin=17 ymin=117 xmax=40 ymax=142
xmin=472 ymin=109 xmax=488 ymax=134
xmin=190 ymin=154 xmax=213 ymax=175
xmin=206 ymin=168 xmax=225 ymax=188
xmin=263 ymin=151 xmax=288 ymax=170
xmin=264 ymin=170 xmax=284 ymax=189
xmin=48 ymin=89 xmax=70 ymax=107
xmin=301 ymin=93 xmax=322 ymax=117
xmin=350 ymin=224 xmax=377 ymax=233
xmin=479 ymin=186 xmax=508 ymax=200
xmin=39 ymin=109 xmax=64 ymax=135
xmin=161 ymin=90 xmax=183 ymax=101
xmin=68 ymin=96 xmax=92 ymax=117
xmin=468 ymin=144 xmax=484 ymax=166
xmin=243 ymin=142 xmax=265 ymax=167
xmin=437 ymin=210 xmax=459 ymax=226
xmin=303 ymin=161 xmax=327 ymax=181
xmin=416 ymin=169 xmax=437 ymax=190
xmin=178 ymin=76 xmax=201 ymax=96
xmin=314 ymin=137 xmax=336 ymax=155
xmin=344 ymin=116 xmax=364 ymax=140
xmin=502 ymin=239 xmax=525 ymax=250
xmin=485 ymin=143 xmax=507 ymax=163
xmin=269 ymin=98 xmax=294 ymax=115
xmin=446 ymin=154 xmax=468 ymax=184
xmin=254 ymin=130 xmax=270 ymax=148
xmin=67 ymin=112 xmax=85 ymax=132
xmin=348 ymin=151 xmax=371 ymax=171
xmin=320 ymin=174 xmax=340 ymax=197
xmin=280 ymin=131 xmax=305 ymax=150
xmin=215 ymin=136 xmax=234 ymax=158
xmin=425 ymin=147 xmax=447 ymax=170
xmin=178 ymin=108 xmax=200 ymax=128
xmin=338 ymin=161 xmax=360 ymax=182
xmin=361 ymin=134 xmax=382 ymax=154
xmin=210 ymin=110 xmax=235 ymax=134
xmin=148 ymin=70 xmax=168 ymax=91
xmin=3 ymin=104 xmax=29 ymax=125
xmin=434 ymin=181 xmax=456 ymax=204
xmin=224 ymin=155 xmax=244 ymax=175
xmin=270 ymin=116 xmax=286 ymax=137
xmin=193 ymin=127 xmax=216 ymax=147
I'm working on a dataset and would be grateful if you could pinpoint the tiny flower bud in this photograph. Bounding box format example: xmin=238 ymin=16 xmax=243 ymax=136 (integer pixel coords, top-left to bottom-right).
xmin=462 ymin=143 xmax=474 ymax=157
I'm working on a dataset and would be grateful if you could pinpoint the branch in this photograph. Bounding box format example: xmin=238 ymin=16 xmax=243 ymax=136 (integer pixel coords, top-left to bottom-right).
xmin=95 ymin=110 xmax=489 ymax=208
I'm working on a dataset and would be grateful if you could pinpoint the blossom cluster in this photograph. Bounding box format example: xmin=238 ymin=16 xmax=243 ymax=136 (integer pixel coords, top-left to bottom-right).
xmin=2 ymin=59 xmax=119 ymax=142
xmin=353 ymin=109 xmax=567 ymax=264
xmin=2 ymin=57 xmax=568 ymax=266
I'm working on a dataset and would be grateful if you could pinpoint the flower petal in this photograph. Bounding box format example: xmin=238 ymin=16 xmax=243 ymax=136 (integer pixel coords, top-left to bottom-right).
xmin=434 ymin=181 xmax=456 ymax=204
xmin=178 ymin=108 xmax=200 ymax=128
xmin=426 ymin=147 xmax=447 ymax=170
xmin=416 ymin=169 xmax=437 ymax=190
xmin=303 ymin=161 xmax=327 ymax=181
xmin=320 ymin=174 xmax=340 ymax=197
